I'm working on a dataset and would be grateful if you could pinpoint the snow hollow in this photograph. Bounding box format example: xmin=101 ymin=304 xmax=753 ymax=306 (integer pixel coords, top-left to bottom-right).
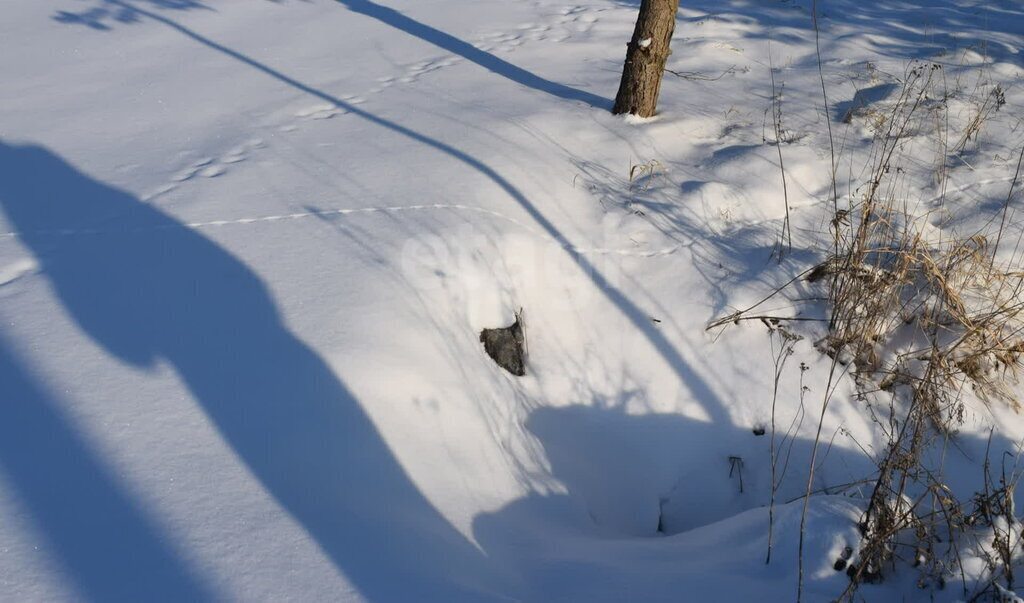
xmin=2 ymin=0 xmax=1024 ymax=601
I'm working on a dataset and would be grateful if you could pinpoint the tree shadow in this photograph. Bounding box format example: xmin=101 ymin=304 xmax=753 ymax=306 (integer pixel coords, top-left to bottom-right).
xmin=569 ymin=158 xmax=818 ymax=324
xmin=0 ymin=140 xmax=507 ymax=601
xmin=53 ymin=0 xmax=210 ymax=30
xmin=473 ymin=402 xmax=1024 ymax=600
xmin=682 ymin=0 xmax=1024 ymax=68
xmin=0 ymin=334 xmax=215 ymax=602
xmin=53 ymin=0 xmax=609 ymax=109
xmin=471 ymin=403 xmax=866 ymax=599
xmin=478 ymin=402 xmax=874 ymax=535
xmin=50 ymin=1 xmax=732 ymax=427
xmin=333 ymin=0 xmax=610 ymax=109
xmin=829 ymin=0 xmax=1024 ymax=66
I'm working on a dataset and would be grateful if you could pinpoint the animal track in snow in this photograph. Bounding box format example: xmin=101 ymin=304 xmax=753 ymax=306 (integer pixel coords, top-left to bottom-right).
xmin=145 ymin=138 xmax=264 ymax=201
xmin=475 ymin=5 xmax=605 ymax=48
xmin=472 ymin=30 xmax=525 ymax=53
xmin=284 ymin=7 xmax=603 ymax=110
xmin=142 ymin=6 xmax=606 ymax=204
xmin=368 ymin=56 xmax=461 ymax=93
xmin=294 ymin=103 xmax=345 ymax=120
xmin=171 ymin=157 xmax=214 ymax=182
xmin=292 ymin=94 xmax=367 ymax=121
xmin=0 ymin=203 xmax=680 ymax=258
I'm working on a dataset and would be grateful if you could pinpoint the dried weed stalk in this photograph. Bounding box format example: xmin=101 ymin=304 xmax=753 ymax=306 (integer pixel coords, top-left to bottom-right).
xmin=709 ymin=59 xmax=1024 ymax=599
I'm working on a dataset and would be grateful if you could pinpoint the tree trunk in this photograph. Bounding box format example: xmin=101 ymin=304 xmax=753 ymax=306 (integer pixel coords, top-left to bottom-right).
xmin=612 ymin=0 xmax=679 ymax=117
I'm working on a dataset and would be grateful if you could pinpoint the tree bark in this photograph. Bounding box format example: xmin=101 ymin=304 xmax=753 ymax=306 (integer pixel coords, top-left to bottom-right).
xmin=612 ymin=0 xmax=679 ymax=117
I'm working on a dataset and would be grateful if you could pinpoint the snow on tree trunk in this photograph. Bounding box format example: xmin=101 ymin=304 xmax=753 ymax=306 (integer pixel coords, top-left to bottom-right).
xmin=612 ymin=0 xmax=679 ymax=118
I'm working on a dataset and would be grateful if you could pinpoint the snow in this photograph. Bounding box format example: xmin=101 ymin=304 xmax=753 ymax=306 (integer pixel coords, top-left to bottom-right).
xmin=1 ymin=0 xmax=1023 ymax=600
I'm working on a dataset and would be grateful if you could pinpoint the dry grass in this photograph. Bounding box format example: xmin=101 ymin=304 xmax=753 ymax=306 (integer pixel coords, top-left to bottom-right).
xmin=811 ymin=63 xmax=1024 ymax=599
xmin=709 ymin=59 xmax=1024 ymax=599
xmin=817 ymin=63 xmax=1024 ymax=429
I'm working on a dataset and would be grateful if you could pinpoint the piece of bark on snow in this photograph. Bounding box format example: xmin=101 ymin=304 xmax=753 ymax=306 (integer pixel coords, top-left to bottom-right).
xmin=480 ymin=314 xmax=525 ymax=376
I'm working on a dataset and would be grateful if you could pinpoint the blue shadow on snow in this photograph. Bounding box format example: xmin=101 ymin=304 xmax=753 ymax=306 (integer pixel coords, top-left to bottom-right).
xmin=56 ymin=0 xmax=732 ymax=427
xmin=0 ymin=335 xmax=215 ymax=602
xmin=333 ymin=0 xmax=611 ymax=109
xmin=0 ymin=140 xmax=506 ymax=602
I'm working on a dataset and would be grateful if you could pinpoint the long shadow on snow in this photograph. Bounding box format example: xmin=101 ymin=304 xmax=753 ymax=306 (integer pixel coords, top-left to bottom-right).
xmin=59 ymin=2 xmax=733 ymax=426
xmin=680 ymin=0 xmax=1024 ymax=67
xmin=0 ymin=141 xmax=505 ymax=602
xmin=472 ymin=404 xmax=866 ymax=599
xmin=53 ymin=0 xmax=209 ymax=30
xmin=474 ymin=403 xmax=1024 ymax=600
xmin=333 ymin=0 xmax=610 ymax=109
xmin=0 ymin=335 xmax=215 ymax=602
xmin=53 ymin=0 xmax=608 ymax=109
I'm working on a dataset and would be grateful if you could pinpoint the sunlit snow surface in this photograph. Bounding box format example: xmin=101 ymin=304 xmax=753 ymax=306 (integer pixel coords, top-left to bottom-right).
xmin=1 ymin=0 xmax=1023 ymax=600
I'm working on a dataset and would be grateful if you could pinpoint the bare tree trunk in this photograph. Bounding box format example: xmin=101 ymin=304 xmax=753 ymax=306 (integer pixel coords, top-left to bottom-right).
xmin=612 ymin=0 xmax=679 ymax=117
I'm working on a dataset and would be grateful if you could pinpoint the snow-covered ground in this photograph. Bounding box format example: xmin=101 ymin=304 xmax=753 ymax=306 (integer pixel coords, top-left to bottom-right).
xmin=1 ymin=0 xmax=1022 ymax=600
